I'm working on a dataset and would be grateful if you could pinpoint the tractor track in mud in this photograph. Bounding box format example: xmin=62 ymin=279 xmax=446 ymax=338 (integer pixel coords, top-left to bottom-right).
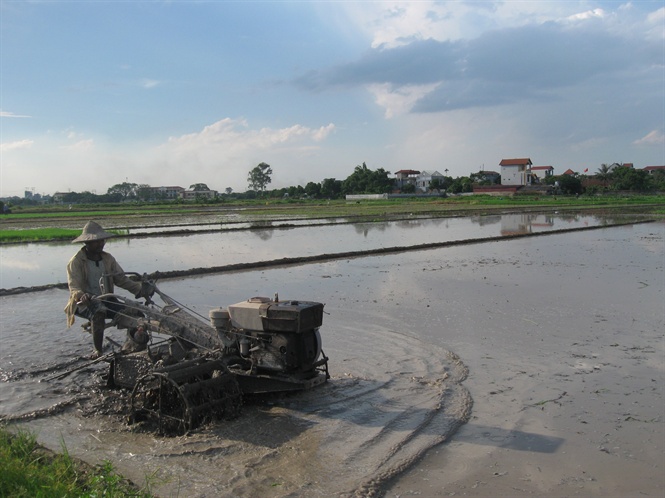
xmin=0 ymin=219 xmax=656 ymax=297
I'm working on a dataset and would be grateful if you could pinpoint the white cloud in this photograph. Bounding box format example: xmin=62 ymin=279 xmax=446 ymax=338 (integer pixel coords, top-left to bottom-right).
xmin=59 ymin=139 xmax=95 ymax=151
xmin=312 ymin=123 xmax=336 ymax=141
xmin=367 ymin=83 xmax=440 ymax=118
xmin=341 ymin=1 xmax=624 ymax=49
xmin=0 ymin=139 xmax=34 ymax=151
xmin=632 ymin=130 xmax=665 ymax=146
xmin=645 ymin=6 xmax=665 ymax=40
xmin=567 ymin=8 xmax=606 ymax=21
xmin=165 ymin=118 xmax=335 ymax=152
xmin=132 ymin=118 xmax=339 ymax=192
xmin=140 ymin=79 xmax=160 ymax=89
xmin=647 ymin=6 xmax=665 ymax=24
xmin=0 ymin=110 xmax=31 ymax=118
xmin=340 ymin=1 xmax=484 ymax=48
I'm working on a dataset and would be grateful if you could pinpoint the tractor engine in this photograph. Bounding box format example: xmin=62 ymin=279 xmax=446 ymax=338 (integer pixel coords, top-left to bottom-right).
xmin=214 ymin=297 xmax=324 ymax=376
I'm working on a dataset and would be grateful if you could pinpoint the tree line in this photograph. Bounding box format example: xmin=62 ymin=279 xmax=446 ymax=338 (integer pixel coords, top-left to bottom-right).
xmin=3 ymin=161 xmax=664 ymax=208
xmin=541 ymin=163 xmax=665 ymax=195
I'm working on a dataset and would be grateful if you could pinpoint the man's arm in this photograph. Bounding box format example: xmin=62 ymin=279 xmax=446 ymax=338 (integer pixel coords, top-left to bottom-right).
xmin=106 ymin=257 xmax=142 ymax=296
xmin=66 ymin=250 xmax=88 ymax=301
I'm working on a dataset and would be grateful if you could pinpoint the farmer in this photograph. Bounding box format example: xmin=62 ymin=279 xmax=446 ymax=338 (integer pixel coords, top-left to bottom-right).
xmin=64 ymin=221 xmax=151 ymax=358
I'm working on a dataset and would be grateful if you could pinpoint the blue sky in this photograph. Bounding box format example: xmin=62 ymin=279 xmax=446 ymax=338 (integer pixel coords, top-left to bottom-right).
xmin=1 ymin=1 xmax=663 ymax=197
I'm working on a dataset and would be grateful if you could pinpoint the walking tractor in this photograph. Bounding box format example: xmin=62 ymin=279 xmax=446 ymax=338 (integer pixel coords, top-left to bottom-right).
xmin=90 ymin=273 xmax=329 ymax=435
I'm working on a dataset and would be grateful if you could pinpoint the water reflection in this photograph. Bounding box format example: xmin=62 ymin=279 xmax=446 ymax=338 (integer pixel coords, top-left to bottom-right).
xmin=250 ymin=220 xmax=275 ymax=241
xmin=0 ymin=213 xmax=649 ymax=290
xmin=470 ymin=214 xmax=502 ymax=226
xmin=500 ymin=213 xmax=554 ymax=235
xmin=354 ymin=222 xmax=389 ymax=237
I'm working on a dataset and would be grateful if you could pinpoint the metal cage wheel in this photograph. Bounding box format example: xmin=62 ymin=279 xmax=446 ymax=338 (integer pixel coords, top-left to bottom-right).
xmin=130 ymin=372 xmax=193 ymax=435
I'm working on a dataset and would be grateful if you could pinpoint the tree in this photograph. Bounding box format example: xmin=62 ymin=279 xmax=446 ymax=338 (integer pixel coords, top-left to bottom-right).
xmin=401 ymin=183 xmax=416 ymax=194
xmin=320 ymin=178 xmax=342 ymax=199
xmin=448 ymin=177 xmax=473 ymax=194
xmin=304 ymin=181 xmax=321 ymax=198
xmin=287 ymin=185 xmax=305 ymax=198
xmin=107 ymin=182 xmax=138 ymax=201
xmin=650 ymin=169 xmax=665 ymax=191
xmin=610 ymin=167 xmax=653 ymax=191
xmin=189 ymin=183 xmax=210 ymax=191
xmin=342 ymin=162 xmax=393 ymax=195
xmin=225 ymin=187 xmax=233 ymax=195
xmin=136 ymin=184 xmax=152 ymax=201
xmin=247 ymin=162 xmax=273 ymax=194
xmin=554 ymin=174 xmax=583 ymax=195
xmin=596 ymin=164 xmax=612 ymax=187
xmin=428 ymin=179 xmax=443 ymax=191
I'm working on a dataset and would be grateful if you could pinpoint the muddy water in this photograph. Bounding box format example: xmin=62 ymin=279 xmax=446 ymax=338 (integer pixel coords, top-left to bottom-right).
xmin=1 ymin=277 xmax=472 ymax=497
xmin=1 ymin=220 xmax=663 ymax=497
xmin=0 ymin=212 xmax=645 ymax=290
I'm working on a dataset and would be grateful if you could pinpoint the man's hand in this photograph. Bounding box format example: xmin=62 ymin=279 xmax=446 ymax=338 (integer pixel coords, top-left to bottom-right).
xmin=78 ymin=293 xmax=93 ymax=304
xmin=135 ymin=281 xmax=156 ymax=299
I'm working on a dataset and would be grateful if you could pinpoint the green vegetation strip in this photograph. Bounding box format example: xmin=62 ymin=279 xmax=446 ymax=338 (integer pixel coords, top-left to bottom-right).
xmin=0 ymin=228 xmax=128 ymax=243
xmin=1 ymin=197 xmax=663 ymax=243
xmin=0 ymin=228 xmax=81 ymax=243
xmin=0 ymin=208 xmax=177 ymax=219
xmin=4 ymin=194 xmax=664 ymax=218
xmin=0 ymin=425 xmax=153 ymax=497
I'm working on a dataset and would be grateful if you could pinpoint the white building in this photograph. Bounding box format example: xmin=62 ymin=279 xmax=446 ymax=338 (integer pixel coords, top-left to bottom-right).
xmin=416 ymin=170 xmax=446 ymax=192
xmin=499 ymin=158 xmax=533 ymax=186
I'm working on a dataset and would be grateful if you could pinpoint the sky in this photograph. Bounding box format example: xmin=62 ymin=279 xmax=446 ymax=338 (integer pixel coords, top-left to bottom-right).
xmin=1 ymin=0 xmax=664 ymax=198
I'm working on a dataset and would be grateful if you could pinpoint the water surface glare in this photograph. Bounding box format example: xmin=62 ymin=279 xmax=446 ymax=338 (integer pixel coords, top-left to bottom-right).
xmin=0 ymin=212 xmax=640 ymax=289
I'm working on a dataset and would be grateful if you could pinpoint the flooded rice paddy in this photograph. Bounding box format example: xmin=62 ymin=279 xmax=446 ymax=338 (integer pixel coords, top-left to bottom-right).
xmin=0 ymin=212 xmax=662 ymax=497
xmin=0 ymin=211 xmax=648 ymax=290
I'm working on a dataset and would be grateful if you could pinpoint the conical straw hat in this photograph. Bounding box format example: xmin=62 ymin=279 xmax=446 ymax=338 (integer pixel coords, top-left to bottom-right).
xmin=72 ymin=221 xmax=115 ymax=243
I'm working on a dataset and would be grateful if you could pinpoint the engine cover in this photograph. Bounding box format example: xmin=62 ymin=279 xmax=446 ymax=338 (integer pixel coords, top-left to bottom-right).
xmin=228 ymin=297 xmax=324 ymax=333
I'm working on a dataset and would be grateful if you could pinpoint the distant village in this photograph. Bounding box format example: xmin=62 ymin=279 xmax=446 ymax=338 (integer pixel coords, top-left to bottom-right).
xmin=4 ymin=158 xmax=665 ymax=206
xmin=394 ymin=159 xmax=664 ymax=195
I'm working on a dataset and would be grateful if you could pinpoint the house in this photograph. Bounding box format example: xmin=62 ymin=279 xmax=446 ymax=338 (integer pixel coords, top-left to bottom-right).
xmin=499 ymin=158 xmax=533 ymax=186
xmin=563 ymin=169 xmax=575 ymax=175
xmin=394 ymin=170 xmax=420 ymax=190
xmin=145 ymin=186 xmax=185 ymax=200
xmin=531 ymin=166 xmax=554 ymax=181
xmin=415 ymin=170 xmax=445 ymax=192
xmin=643 ymin=165 xmax=665 ymax=175
xmin=180 ymin=188 xmax=217 ymax=200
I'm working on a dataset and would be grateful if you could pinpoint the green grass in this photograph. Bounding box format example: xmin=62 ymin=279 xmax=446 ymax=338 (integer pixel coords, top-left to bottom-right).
xmin=0 ymin=208 xmax=183 ymax=219
xmin=0 ymin=228 xmax=82 ymax=243
xmin=0 ymin=228 xmax=126 ymax=243
xmin=237 ymin=194 xmax=665 ymax=217
xmin=0 ymin=425 xmax=154 ymax=497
